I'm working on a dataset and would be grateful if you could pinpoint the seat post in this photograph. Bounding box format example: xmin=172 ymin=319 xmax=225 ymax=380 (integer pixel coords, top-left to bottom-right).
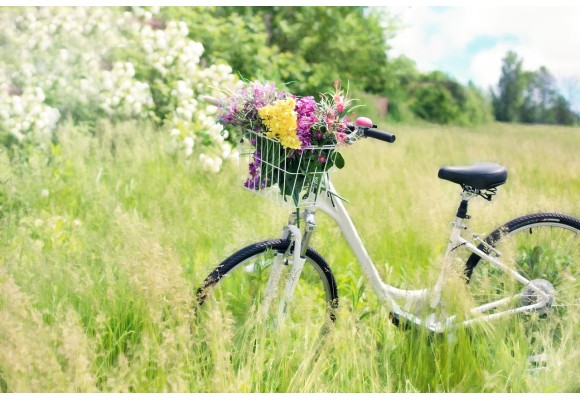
xmin=456 ymin=198 xmax=469 ymax=219
xmin=455 ymin=189 xmax=478 ymax=222
xmin=432 ymin=189 xmax=478 ymax=308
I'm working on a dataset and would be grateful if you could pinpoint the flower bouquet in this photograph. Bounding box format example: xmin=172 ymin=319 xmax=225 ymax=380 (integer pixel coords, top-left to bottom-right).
xmin=216 ymin=80 xmax=358 ymax=207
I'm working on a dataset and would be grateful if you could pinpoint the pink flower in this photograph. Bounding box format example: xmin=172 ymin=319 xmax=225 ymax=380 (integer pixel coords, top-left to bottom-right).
xmin=333 ymin=94 xmax=345 ymax=113
xmin=337 ymin=133 xmax=347 ymax=143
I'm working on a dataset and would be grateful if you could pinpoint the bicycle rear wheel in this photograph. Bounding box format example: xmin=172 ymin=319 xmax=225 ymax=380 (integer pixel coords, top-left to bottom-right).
xmin=465 ymin=213 xmax=579 ymax=360
xmin=196 ymin=239 xmax=338 ymax=345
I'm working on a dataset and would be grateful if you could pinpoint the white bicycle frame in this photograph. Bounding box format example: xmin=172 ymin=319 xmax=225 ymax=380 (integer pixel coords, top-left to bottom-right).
xmin=261 ymin=176 xmax=552 ymax=333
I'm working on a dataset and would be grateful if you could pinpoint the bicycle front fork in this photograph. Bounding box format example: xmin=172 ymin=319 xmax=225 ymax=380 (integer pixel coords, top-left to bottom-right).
xmin=259 ymin=210 xmax=317 ymax=324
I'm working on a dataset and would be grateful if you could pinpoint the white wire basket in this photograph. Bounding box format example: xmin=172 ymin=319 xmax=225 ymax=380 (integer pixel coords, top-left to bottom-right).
xmin=239 ymin=131 xmax=339 ymax=208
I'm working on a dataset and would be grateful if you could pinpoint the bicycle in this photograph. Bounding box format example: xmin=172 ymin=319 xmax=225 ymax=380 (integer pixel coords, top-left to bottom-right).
xmin=196 ymin=117 xmax=579 ymax=361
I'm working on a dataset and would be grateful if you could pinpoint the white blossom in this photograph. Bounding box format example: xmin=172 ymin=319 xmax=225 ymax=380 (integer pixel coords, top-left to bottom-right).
xmin=184 ymin=137 xmax=194 ymax=157
xmin=0 ymin=7 xmax=238 ymax=172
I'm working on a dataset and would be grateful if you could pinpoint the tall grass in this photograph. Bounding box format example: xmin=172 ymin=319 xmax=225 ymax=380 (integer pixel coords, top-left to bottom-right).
xmin=0 ymin=118 xmax=578 ymax=392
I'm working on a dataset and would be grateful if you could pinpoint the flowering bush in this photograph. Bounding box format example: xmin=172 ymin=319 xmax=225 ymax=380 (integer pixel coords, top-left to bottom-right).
xmin=216 ymin=80 xmax=357 ymax=204
xmin=0 ymin=7 xmax=239 ymax=170
xmin=0 ymin=85 xmax=60 ymax=145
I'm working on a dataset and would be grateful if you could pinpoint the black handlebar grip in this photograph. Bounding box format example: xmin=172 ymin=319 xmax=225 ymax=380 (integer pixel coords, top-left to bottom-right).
xmin=365 ymin=128 xmax=396 ymax=143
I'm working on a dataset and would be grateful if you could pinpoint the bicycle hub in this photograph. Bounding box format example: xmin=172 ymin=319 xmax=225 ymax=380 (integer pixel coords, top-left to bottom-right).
xmin=520 ymin=279 xmax=555 ymax=316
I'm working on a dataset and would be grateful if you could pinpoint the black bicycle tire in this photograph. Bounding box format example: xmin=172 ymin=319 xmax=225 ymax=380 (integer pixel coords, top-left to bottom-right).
xmin=196 ymin=239 xmax=339 ymax=316
xmin=465 ymin=212 xmax=580 ymax=282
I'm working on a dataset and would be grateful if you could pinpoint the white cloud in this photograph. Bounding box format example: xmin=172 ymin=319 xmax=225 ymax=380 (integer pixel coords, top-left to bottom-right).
xmin=388 ymin=6 xmax=580 ymax=96
xmin=468 ymin=44 xmax=512 ymax=90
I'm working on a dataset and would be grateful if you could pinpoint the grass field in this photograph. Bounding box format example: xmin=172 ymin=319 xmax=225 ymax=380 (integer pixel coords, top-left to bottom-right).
xmin=0 ymin=118 xmax=578 ymax=392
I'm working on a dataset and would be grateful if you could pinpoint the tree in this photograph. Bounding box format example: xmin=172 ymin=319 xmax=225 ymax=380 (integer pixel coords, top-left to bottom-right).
xmin=493 ymin=52 xmax=578 ymax=125
xmin=464 ymin=81 xmax=494 ymax=125
xmin=160 ymin=7 xmax=396 ymax=96
xmin=408 ymin=71 xmax=463 ymax=124
xmin=535 ymin=66 xmax=558 ymax=122
xmin=159 ymin=7 xmax=279 ymax=82
xmin=561 ymin=76 xmax=580 ymax=113
xmin=552 ymin=95 xmax=577 ymax=126
xmin=408 ymin=71 xmax=492 ymax=125
xmin=265 ymin=7 xmax=393 ymax=94
xmin=492 ymin=51 xmax=526 ymax=122
xmin=518 ymin=65 xmax=576 ymax=125
xmin=380 ymin=55 xmax=419 ymax=121
xmin=520 ymin=70 xmax=541 ymax=123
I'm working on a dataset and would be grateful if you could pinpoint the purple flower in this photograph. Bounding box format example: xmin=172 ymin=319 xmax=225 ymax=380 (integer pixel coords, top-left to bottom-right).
xmin=216 ymin=81 xmax=287 ymax=133
xmin=295 ymin=96 xmax=318 ymax=149
xmin=244 ymin=150 xmax=267 ymax=190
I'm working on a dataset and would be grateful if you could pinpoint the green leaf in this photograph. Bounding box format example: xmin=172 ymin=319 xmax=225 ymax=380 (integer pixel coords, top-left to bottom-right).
xmin=333 ymin=152 xmax=345 ymax=169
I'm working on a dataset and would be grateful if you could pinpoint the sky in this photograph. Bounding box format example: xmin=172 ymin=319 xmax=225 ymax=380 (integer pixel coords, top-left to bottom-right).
xmin=386 ymin=6 xmax=580 ymax=110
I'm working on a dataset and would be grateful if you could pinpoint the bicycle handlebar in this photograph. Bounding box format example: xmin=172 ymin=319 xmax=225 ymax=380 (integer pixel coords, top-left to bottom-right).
xmin=363 ymin=127 xmax=396 ymax=143
xmin=350 ymin=117 xmax=396 ymax=143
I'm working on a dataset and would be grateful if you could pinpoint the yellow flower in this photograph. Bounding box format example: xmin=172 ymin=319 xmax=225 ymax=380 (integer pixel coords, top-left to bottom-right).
xmin=258 ymin=97 xmax=300 ymax=149
xmin=278 ymin=133 xmax=301 ymax=149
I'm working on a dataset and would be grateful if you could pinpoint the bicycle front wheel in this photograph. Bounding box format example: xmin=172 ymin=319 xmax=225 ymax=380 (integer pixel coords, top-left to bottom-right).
xmin=465 ymin=213 xmax=579 ymax=358
xmin=196 ymin=239 xmax=338 ymax=342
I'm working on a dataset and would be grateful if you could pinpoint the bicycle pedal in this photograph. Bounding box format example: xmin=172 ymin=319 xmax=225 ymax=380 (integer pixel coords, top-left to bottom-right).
xmin=389 ymin=312 xmax=410 ymax=330
xmin=388 ymin=312 xmax=398 ymax=326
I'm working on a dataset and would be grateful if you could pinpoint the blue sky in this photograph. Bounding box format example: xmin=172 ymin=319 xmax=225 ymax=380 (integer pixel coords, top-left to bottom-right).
xmin=387 ymin=6 xmax=580 ymax=110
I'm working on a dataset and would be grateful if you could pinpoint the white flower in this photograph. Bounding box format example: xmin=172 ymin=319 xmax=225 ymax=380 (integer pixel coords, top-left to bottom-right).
xmin=0 ymin=6 xmax=238 ymax=163
xmin=46 ymin=108 xmax=60 ymax=126
xmin=41 ymin=189 xmax=50 ymax=197
xmin=200 ymin=154 xmax=212 ymax=171
xmin=12 ymin=102 xmax=24 ymax=116
xmin=132 ymin=102 xmax=142 ymax=115
xmin=184 ymin=137 xmax=194 ymax=157
xmin=34 ymin=87 xmax=45 ymax=102
xmin=213 ymin=156 xmax=223 ymax=173
xmin=103 ymin=78 xmax=114 ymax=90
xmin=221 ymin=142 xmax=232 ymax=159
xmin=228 ymin=149 xmax=240 ymax=162
xmin=178 ymin=21 xmax=189 ymax=36
xmin=199 ymin=153 xmax=222 ymax=173
xmin=59 ymin=48 xmax=69 ymax=61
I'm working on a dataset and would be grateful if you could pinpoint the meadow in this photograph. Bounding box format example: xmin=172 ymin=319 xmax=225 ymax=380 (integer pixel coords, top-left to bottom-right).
xmin=0 ymin=117 xmax=578 ymax=392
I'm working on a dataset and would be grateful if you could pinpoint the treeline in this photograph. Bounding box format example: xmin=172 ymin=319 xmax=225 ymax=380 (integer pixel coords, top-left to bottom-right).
xmin=159 ymin=6 xmax=492 ymax=125
xmin=159 ymin=7 xmax=577 ymax=127
xmin=493 ymin=51 xmax=578 ymax=126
